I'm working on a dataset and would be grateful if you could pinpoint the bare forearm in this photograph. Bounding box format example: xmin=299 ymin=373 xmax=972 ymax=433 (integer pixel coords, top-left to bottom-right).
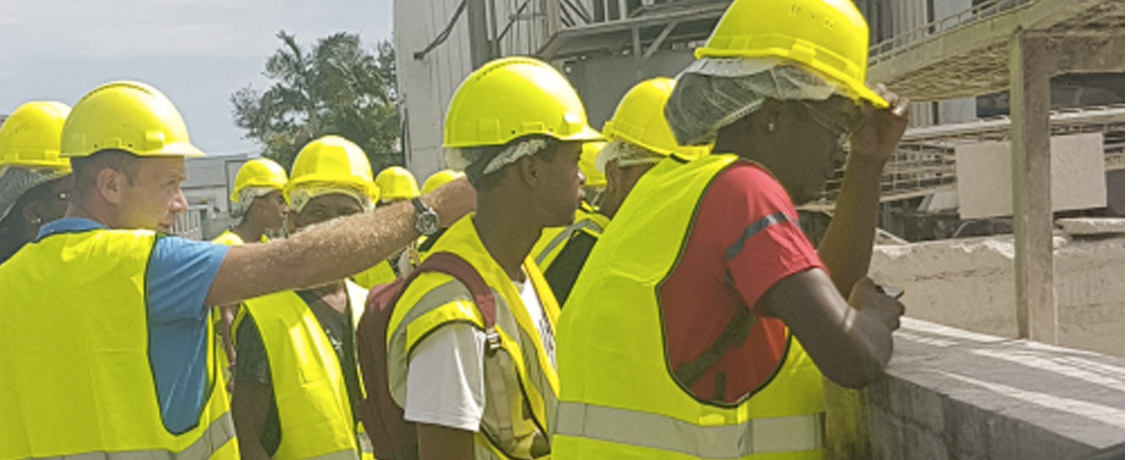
xmin=206 ymin=181 xmax=474 ymax=306
xmin=786 ymin=299 xmax=891 ymax=389
xmin=817 ymin=158 xmax=885 ymax=297
xmin=764 ymin=269 xmax=893 ymax=389
xmin=207 ymin=202 xmax=420 ymax=305
xmin=830 ymin=308 xmax=893 ymax=388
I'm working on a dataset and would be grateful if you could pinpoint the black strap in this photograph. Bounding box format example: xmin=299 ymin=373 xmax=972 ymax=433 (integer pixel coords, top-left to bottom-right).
xmin=673 ymin=306 xmax=755 ymax=390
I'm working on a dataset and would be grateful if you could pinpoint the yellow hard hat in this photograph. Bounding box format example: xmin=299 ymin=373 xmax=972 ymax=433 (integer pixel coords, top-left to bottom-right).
xmin=376 ymin=166 xmax=421 ymax=203
xmin=61 ymin=81 xmax=205 ymax=158
xmin=695 ymin=0 xmax=888 ymax=109
xmin=284 ymin=135 xmax=380 ymax=206
xmin=603 ymin=78 xmax=711 ymax=161
xmin=422 ymin=169 xmax=465 ymax=195
xmin=230 ymin=158 xmax=288 ymax=202
xmin=443 ymin=56 xmax=603 ymax=149
xmin=579 ymin=141 xmax=606 ymax=188
xmin=0 ymin=101 xmax=71 ymax=170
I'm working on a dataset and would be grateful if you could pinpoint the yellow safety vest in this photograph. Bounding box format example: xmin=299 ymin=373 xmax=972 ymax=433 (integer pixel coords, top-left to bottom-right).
xmin=0 ymin=228 xmax=237 ymax=460
xmin=387 ymin=215 xmax=561 ymax=459
xmin=529 ymin=204 xmax=609 ymax=273
xmin=352 ymin=258 xmax=399 ymax=289
xmin=210 ymin=230 xmax=253 ymax=380
xmin=212 ymin=230 xmax=270 ymax=246
xmin=236 ymin=281 xmax=372 ymax=460
xmin=213 ymin=229 xmax=244 ymax=246
xmin=554 ymin=154 xmax=825 ymax=460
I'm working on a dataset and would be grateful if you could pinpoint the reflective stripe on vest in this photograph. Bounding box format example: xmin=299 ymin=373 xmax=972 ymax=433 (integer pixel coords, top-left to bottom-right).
xmin=530 ymin=206 xmax=609 ymax=272
xmin=17 ymin=412 xmax=237 ymax=460
xmin=237 ymin=282 xmax=369 ymax=460
xmin=0 ymin=229 xmax=236 ymax=459
xmin=554 ymin=155 xmax=825 ymax=460
xmin=555 ymin=402 xmax=822 ymax=458
xmin=387 ymin=215 xmax=561 ymax=459
xmin=534 ymin=218 xmax=605 ymax=268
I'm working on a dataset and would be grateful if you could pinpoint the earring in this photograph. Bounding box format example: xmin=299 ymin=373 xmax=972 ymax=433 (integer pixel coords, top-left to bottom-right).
xmin=767 ymin=122 xmax=776 ymax=132
xmin=30 ymin=217 xmax=43 ymax=225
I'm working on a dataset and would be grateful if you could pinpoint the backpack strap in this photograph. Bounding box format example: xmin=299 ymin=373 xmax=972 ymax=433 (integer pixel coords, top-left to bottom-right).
xmin=413 ymin=252 xmax=499 ymax=351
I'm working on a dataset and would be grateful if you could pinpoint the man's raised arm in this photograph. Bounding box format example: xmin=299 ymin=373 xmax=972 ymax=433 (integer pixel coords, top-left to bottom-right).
xmin=205 ymin=179 xmax=476 ymax=306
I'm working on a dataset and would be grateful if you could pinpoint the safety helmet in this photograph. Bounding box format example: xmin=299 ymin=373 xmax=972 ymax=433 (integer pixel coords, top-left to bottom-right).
xmin=230 ymin=158 xmax=288 ymax=202
xmin=695 ymin=0 xmax=888 ymax=108
xmin=283 ymin=135 xmax=380 ymax=206
xmin=443 ymin=56 xmax=603 ymax=149
xmin=0 ymin=101 xmax=71 ymax=170
xmin=422 ymin=169 xmax=465 ymax=195
xmin=603 ymin=78 xmax=711 ymax=161
xmin=376 ymin=166 xmax=421 ymax=203
xmin=579 ymin=141 xmax=607 ymax=188
xmin=61 ymin=81 xmax=205 ymax=158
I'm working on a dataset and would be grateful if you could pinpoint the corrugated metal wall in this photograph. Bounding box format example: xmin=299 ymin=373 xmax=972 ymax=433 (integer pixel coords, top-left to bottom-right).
xmin=394 ymin=0 xmax=556 ymax=180
xmin=394 ymin=0 xmax=473 ymax=179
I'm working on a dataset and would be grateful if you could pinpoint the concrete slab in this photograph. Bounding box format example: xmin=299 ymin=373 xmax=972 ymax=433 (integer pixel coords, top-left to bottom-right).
xmin=826 ymin=318 xmax=1125 ymax=460
xmin=1056 ymin=218 xmax=1126 ymax=236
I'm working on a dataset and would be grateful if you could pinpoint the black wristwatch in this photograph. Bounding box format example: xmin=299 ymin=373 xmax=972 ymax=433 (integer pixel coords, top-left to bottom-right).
xmin=411 ymin=197 xmax=440 ymax=236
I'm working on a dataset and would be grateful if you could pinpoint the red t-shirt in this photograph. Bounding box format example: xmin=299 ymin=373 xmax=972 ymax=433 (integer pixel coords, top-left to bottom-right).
xmin=658 ymin=162 xmax=824 ymax=403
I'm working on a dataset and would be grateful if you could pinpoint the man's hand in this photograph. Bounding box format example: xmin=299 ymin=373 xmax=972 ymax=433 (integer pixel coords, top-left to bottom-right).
xmin=848 ymin=277 xmax=906 ymax=332
xmin=849 ymin=84 xmax=910 ymax=165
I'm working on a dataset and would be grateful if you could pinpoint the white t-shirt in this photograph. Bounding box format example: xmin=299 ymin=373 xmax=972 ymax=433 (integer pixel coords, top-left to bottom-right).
xmin=404 ymin=276 xmax=554 ymax=432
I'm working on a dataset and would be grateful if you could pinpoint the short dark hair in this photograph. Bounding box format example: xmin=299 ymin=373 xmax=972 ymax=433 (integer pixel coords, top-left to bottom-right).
xmin=461 ymin=136 xmax=560 ymax=192
xmin=70 ymin=150 xmax=141 ymax=191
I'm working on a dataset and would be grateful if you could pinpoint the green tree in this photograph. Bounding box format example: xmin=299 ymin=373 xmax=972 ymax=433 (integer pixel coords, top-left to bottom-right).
xmin=232 ymin=31 xmax=402 ymax=173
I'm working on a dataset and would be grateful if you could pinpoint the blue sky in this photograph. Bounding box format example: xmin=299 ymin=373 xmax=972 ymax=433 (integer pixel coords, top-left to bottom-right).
xmin=0 ymin=0 xmax=394 ymax=155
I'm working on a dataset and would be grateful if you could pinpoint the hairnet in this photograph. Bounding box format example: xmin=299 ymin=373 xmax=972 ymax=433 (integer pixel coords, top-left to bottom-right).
xmin=286 ymin=183 xmax=374 ymax=214
xmin=445 ymin=137 xmax=550 ymax=175
xmin=230 ymin=186 xmax=278 ymax=218
xmin=0 ymin=165 xmax=70 ymax=223
xmin=595 ymin=139 xmax=665 ymax=172
xmin=665 ymin=57 xmax=845 ymax=146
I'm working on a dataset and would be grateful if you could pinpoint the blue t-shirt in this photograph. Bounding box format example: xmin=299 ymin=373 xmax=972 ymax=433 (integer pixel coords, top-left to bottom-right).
xmin=37 ymin=218 xmax=230 ymax=433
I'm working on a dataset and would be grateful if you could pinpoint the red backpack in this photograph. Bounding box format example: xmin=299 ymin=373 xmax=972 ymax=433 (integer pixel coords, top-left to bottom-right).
xmin=355 ymin=252 xmax=498 ymax=460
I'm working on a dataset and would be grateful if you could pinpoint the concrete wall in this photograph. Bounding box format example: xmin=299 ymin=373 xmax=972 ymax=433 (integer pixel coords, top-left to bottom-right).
xmin=826 ymin=318 xmax=1125 ymax=460
xmin=956 ymin=133 xmax=1107 ymax=219
xmin=867 ymin=221 xmax=1124 ymax=357
xmin=394 ymin=0 xmax=551 ymax=180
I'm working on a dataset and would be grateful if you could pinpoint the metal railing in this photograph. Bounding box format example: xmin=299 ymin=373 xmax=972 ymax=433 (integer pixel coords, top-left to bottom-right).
xmin=171 ymin=207 xmax=207 ymax=240
xmin=867 ymin=0 xmax=1034 ymax=66
xmin=518 ymin=0 xmax=721 ymax=47
xmin=492 ymin=0 xmax=552 ymax=56
xmin=808 ymin=105 xmax=1124 ymax=208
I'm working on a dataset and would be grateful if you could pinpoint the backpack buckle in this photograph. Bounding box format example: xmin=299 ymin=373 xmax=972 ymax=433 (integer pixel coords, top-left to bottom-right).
xmin=485 ymin=330 xmax=502 ymax=356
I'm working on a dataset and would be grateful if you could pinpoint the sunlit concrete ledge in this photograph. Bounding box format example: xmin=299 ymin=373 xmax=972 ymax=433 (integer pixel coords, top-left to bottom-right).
xmin=825 ymin=317 xmax=1124 ymax=460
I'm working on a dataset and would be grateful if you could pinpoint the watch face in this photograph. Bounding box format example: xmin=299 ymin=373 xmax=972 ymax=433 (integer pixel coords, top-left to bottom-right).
xmin=416 ymin=211 xmax=440 ymax=235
